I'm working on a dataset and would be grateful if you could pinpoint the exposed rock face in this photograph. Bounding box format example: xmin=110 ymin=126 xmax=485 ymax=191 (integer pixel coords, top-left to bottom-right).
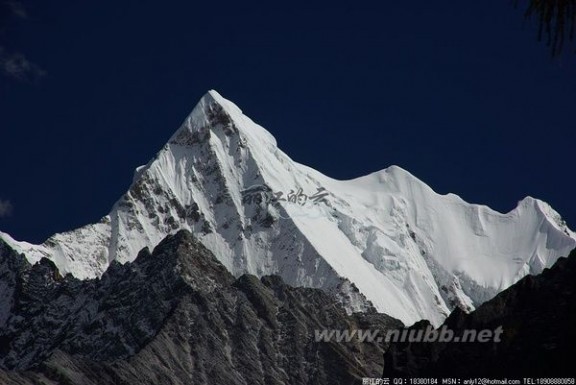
xmin=383 ymin=248 xmax=576 ymax=377
xmin=0 ymin=230 xmax=402 ymax=384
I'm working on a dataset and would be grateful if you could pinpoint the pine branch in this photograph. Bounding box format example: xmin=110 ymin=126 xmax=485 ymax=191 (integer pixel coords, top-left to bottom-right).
xmin=515 ymin=0 xmax=576 ymax=55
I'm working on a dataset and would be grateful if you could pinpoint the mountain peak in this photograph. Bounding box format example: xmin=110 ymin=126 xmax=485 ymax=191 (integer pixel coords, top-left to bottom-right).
xmin=1 ymin=92 xmax=574 ymax=326
xmin=166 ymin=90 xmax=279 ymax=159
xmin=167 ymin=90 xmax=239 ymax=146
xmin=205 ymin=89 xmax=242 ymax=115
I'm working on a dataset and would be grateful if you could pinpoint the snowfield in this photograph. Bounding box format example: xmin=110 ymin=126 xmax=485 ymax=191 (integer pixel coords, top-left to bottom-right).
xmin=2 ymin=90 xmax=575 ymax=326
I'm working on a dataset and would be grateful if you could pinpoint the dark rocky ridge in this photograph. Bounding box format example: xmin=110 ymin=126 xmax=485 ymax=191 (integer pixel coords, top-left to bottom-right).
xmin=383 ymin=248 xmax=576 ymax=377
xmin=0 ymin=230 xmax=402 ymax=384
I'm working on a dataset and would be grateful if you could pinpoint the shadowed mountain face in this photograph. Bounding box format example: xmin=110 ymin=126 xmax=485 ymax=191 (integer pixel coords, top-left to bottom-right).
xmin=0 ymin=230 xmax=402 ymax=385
xmin=383 ymin=249 xmax=576 ymax=378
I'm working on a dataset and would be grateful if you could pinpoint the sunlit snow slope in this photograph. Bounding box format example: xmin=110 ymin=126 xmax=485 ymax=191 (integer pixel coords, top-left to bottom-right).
xmin=2 ymin=90 xmax=575 ymax=326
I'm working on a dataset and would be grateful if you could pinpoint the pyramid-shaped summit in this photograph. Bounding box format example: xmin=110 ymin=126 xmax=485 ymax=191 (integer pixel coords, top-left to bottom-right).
xmin=1 ymin=90 xmax=575 ymax=326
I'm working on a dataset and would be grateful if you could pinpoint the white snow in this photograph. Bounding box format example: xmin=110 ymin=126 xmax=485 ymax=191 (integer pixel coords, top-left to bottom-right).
xmin=1 ymin=90 xmax=575 ymax=326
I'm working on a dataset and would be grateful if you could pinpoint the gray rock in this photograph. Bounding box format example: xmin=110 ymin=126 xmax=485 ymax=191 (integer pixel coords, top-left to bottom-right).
xmin=0 ymin=230 xmax=402 ymax=384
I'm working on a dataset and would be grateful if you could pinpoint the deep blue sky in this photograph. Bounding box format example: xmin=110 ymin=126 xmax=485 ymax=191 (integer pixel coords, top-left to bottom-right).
xmin=1 ymin=0 xmax=575 ymax=243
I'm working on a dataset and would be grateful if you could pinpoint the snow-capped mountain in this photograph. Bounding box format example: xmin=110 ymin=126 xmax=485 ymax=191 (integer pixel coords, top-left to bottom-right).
xmin=1 ymin=90 xmax=574 ymax=326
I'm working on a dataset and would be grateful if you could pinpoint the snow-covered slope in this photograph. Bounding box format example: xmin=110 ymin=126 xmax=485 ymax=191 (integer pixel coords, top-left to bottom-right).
xmin=2 ymin=90 xmax=575 ymax=326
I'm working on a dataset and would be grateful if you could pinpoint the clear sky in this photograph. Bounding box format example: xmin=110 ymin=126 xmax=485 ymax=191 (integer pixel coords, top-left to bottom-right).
xmin=1 ymin=0 xmax=575 ymax=243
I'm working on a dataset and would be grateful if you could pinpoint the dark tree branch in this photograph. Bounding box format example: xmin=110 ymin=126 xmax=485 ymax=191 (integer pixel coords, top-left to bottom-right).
xmin=516 ymin=0 xmax=576 ymax=55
